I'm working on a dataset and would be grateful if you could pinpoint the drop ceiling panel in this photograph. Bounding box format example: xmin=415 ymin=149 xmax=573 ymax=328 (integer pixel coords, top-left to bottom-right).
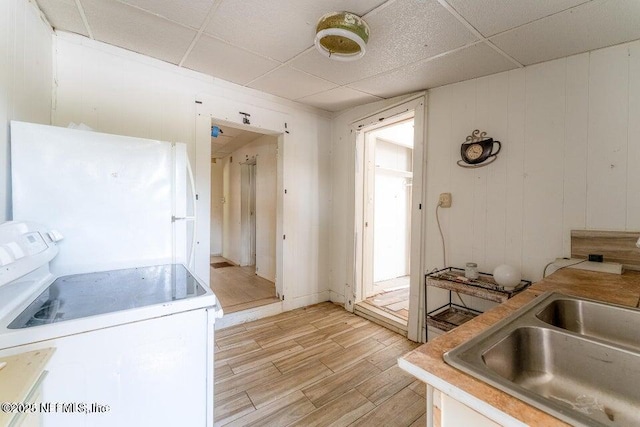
xmin=81 ymin=0 xmax=197 ymax=64
xmin=35 ymin=0 xmax=89 ymax=37
xmin=183 ymin=34 xmax=280 ymax=85
xmin=446 ymin=0 xmax=590 ymax=37
xmin=204 ymin=0 xmax=388 ymax=62
xmin=349 ymin=42 xmax=518 ymax=98
xmin=490 ymin=0 xmax=640 ymax=66
xmin=297 ymin=87 xmax=382 ymax=112
xmin=289 ymin=0 xmax=478 ymax=86
xmin=117 ymin=0 xmax=215 ymax=29
xmin=248 ymin=66 xmax=337 ymax=100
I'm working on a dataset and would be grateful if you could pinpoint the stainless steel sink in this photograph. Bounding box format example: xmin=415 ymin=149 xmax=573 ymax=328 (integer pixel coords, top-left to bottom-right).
xmin=444 ymin=292 xmax=640 ymax=426
xmin=536 ymin=297 xmax=640 ymax=351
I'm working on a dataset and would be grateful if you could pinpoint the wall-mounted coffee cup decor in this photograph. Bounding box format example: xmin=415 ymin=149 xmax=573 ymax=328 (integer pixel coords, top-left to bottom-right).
xmin=457 ymin=129 xmax=501 ymax=168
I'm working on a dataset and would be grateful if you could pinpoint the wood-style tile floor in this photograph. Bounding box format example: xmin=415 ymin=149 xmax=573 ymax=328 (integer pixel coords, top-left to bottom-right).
xmin=214 ymin=302 xmax=426 ymax=426
xmin=365 ymin=286 xmax=410 ymax=322
xmin=210 ymin=256 xmax=279 ymax=314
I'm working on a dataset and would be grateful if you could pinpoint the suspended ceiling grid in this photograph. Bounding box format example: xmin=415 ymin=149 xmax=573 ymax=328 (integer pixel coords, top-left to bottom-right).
xmin=35 ymin=0 xmax=640 ymax=112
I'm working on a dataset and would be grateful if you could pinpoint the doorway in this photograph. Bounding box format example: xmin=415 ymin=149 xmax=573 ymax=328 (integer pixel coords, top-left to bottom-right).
xmin=241 ymin=159 xmax=257 ymax=267
xmin=209 ymin=122 xmax=280 ymax=314
xmin=356 ymin=118 xmax=414 ymax=330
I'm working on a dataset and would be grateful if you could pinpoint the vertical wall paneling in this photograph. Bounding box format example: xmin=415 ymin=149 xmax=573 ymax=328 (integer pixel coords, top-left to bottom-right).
xmin=448 ymin=80 xmax=477 ymax=269
xmin=422 ymin=39 xmax=640 ymax=290
xmin=424 ymin=88 xmax=451 ymax=272
xmin=470 ymin=78 xmax=489 ymax=269
xmin=504 ymin=69 xmax=526 ymax=272
xmin=562 ymin=53 xmax=589 ymax=255
xmin=586 ymin=44 xmax=629 ymax=229
xmin=0 ymin=0 xmax=52 ymax=221
xmin=478 ymin=73 xmax=509 ymax=271
xmin=521 ymin=60 xmax=566 ymax=280
xmin=0 ymin=0 xmax=10 ymax=221
xmin=627 ymin=41 xmax=640 ymax=231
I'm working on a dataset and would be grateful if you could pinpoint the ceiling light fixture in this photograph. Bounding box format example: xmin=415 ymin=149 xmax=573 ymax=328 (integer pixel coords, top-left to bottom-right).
xmin=314 ymin=11 xmax=370 ymax=61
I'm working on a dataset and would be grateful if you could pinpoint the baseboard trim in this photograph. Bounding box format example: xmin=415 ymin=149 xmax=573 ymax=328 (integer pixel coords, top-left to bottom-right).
xmin=215 ymin=301 xmax=283 ymax=329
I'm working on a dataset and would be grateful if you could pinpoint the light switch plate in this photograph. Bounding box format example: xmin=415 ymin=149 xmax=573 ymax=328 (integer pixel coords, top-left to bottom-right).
xmin=439 ymin=193 xmax=452 ymax=208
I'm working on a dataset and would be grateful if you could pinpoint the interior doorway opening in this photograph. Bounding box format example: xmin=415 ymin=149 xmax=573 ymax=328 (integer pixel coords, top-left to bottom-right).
xmin=209 ymin=121 xmax=280 ymax=314
xmin=241 ymin=159 xmax=257 ymax=267
xmin=355 ymin=116 xmax=415 ymax=333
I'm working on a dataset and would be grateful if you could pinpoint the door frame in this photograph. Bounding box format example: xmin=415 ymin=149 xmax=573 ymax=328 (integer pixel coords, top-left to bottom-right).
xmin=349 ymin=95 xmax=427 ymax=342
xmin=196 ymin=98 xmax=290 ymax=307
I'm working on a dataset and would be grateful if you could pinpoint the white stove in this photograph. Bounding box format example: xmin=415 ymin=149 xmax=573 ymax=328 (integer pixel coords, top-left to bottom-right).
xmin=0 ymin=221 xmax=219 ymax=427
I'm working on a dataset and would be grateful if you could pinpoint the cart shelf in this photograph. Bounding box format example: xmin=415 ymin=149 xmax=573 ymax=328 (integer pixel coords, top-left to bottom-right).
xmin=425 ymin=267 xmax=531 ymax=334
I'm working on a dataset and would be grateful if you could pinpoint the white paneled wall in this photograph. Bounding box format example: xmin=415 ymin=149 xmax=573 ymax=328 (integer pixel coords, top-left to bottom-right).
xmin=0 ymin=0 xmax=52 ymax=221
xmin=53 ymin=33 xmax=332 ymax=309
xmin=425 ymin=40 xmax=640 ymax=286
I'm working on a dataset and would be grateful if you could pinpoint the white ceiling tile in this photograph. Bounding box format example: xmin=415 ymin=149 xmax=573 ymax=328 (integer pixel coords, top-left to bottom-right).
xmin=297 ymin=87 xmax=382 ymax=112
xmin=490 ymin=0 xmax=640 ymax=66
xmin=80 ymin=0 xmax=197 ymax=64
xmin=349 ymin=43 xmax=518 ymax=98
xmin=446 ymin=0 xmax=590 ymax=37
xmin=289 ymin=0 xmax=478 ymax=86
xmin=116 ymin=0 xmax=215 ymax=29
xmin=204 ymin=0 xmax=388 ymax=62
xmin=248 ymin=66 xmax=337 ymax=100
xmin=36 ymin=0 xmax=89 ymax=37
xmin=182 ymin=35 xmax=280 ymax=85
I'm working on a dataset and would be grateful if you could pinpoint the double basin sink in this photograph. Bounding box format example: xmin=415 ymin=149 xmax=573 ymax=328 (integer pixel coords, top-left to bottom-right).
xmin=444 ymin=292 xmax=640 ymax=426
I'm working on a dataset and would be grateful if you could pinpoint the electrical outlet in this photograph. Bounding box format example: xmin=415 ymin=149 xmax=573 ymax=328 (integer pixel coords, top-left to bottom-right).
xmin=439 ymin=193 xmax=452 ymax=208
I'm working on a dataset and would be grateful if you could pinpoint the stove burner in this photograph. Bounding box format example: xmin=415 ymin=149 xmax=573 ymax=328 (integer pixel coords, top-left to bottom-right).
xmin=28 ymin=299 xmax=60 ymax=326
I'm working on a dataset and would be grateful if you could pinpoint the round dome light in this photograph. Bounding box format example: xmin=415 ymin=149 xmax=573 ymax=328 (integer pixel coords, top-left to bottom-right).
xmin=315 ymin=12 xmax=370 ymax=61
xmin=493 ymin=264 xmax=521 ymax=289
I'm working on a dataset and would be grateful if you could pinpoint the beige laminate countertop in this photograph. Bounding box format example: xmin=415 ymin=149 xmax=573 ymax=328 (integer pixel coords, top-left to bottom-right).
xmin=0 ymin=348 xmax=55 ymax=427
xmin=399 ymin=269 xmax=640 ymax=426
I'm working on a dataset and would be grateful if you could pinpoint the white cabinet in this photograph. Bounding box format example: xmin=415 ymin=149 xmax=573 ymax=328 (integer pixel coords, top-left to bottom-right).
xmin=440 ymin=392 xmax=500 ymax=427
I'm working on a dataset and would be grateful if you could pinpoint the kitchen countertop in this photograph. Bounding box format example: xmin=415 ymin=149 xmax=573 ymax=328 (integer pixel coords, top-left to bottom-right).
xmin=398 ymin=269 xmax=640 ymax=426
xmin=0 ymin=348 xmax=55 ymax=426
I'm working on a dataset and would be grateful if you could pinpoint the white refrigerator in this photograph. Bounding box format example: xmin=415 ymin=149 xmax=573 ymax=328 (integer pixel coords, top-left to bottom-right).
xmin=10 ymin=121 xmax=193 ymax=275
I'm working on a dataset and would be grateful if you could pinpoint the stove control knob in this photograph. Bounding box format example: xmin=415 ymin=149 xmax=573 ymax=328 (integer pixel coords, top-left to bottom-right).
xmin=5 ymin=242 xmax=24 ymax=260
xmin=0 ymin=247 xmax=14 ymax=266
xmin=48 ymin=230 xmax=64 ymax=242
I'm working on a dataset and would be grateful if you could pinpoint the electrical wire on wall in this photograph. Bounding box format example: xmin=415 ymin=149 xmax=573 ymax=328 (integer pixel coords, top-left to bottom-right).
xmin=435 ymin=201 xmax=468 ymax=308
xmin=543 ymin=258 xmax=587 ymax=278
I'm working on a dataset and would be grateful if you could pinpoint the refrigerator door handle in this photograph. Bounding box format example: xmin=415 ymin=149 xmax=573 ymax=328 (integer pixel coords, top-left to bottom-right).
xmin=172 ymin=216 xmax=196 ymax=222
xmin=186 ymin=156 xmax=197 ymax=269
